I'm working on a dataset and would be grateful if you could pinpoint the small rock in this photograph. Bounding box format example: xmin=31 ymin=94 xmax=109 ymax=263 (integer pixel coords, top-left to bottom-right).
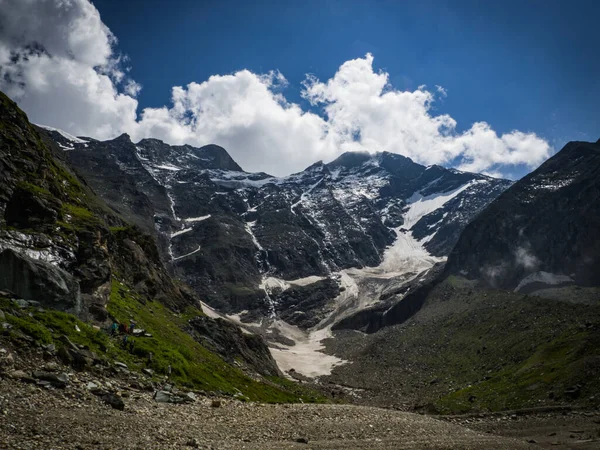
xmin=115 ymin=361 xmax=128 ymax=369
xmin=186 ymin=438 xmax=200 ymax=448
xmin=42 ymin=343 xmax=56 ymax=353
xmin=57 ymin=346 xmax=73 ymax=366
xmin=102 ymin=393 xmax=125 ymax=411
xmin=0 ymin=309 xmax=5 ymax=320
xmin=527 ymin=439 xmax=537 ymax=443
xmin=185 ymin=392 xmax=197 ymax=402
xmin=42 ymin=362 xmax=59 ymax=372
xmin=296 ymin=437 xmax=309 ymax=444
xmin=142 ymin=368 xmax=153 ymax=376
xmin=211 ymin=399 xmax=222 ymax=408
xmin=8 ymin=369 xmax=29 ymax=380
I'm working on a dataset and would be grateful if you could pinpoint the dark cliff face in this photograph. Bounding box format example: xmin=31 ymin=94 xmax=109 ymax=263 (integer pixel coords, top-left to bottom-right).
xmin=40 ymin=125 xmax=511 ymax=319
xmin=0 ymin=93 xmax=196 ymax=319
xmin=0 ymin=91 xmax=283 ymax=382
xmin=445 ymin=140 xmax=600 ymax=290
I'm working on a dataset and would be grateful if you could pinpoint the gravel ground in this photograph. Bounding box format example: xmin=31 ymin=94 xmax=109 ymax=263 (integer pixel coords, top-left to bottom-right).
xmin=0 ymin=378 xmax=533 ymax=450
xmin=446 ymin=410 xmax=600 ymax=449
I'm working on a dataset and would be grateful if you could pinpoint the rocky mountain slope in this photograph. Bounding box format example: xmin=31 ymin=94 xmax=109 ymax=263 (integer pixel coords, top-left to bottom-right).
xmin=39 ymin=128 xmax=510 ymax=323
xmin=322 ymin=140 xmax=600 ymax=415
xmin=325 ymin=278 xmax=600 ymax=413
xmin=38 ymin=124 xmax=512 ymax=379
xmin=445 ymin=139 xmax=600 ymax=292
xmin=0 ymin=91 xmax=320 ymax=401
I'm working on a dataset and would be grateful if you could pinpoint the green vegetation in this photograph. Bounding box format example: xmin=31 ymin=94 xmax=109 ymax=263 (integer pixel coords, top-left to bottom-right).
xmin=411 ymin=281 xmax=600 ymax=414
xmin=59 ymin=203 xmax=102 ymax=232
xmin=109 ymin=226 xmax=129 ymax=234
xmin=1 ymin=291 xmax=326 ymax=403
xmin=106 ymin=279 xmax=326 ymax=402
xmin=336 ymin=278 xmax=600 ymax=414
xmin=16 ymin=181 xmax=53 ymax=198
xmin=1 ymin=297 xmax=110 ymax=355
xmin=436 ymin=328 xmax=597 ymax=413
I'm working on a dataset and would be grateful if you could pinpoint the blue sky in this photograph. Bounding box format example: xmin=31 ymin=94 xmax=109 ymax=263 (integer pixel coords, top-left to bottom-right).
xmin=94 ymin=0 xmax=599 ymax=148
xmin=1 ymin=0 xmax=598 ymax=177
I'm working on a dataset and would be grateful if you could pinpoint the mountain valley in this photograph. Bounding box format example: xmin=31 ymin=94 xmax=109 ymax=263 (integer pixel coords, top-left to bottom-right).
xmin=1 ymin=89 xmax=599 ymax=449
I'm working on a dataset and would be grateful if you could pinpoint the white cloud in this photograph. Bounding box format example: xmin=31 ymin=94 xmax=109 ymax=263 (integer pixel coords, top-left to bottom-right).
xmin=0 ymin=0 xmax=138 ymax=139
xmin=0 ymin=0 xmax=551 ymax=177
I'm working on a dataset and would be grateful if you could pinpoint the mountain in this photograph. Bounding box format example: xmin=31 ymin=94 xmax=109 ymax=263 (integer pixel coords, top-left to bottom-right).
xmin=324 ymin=140 xmax=600 ymax=413
xmin=38 ymin=127 xmax=511 ymax=335
xmin=445 ymin=139 xmax=600 ymax=292
xmin=0 ymin=91 xmax=322 ymax=402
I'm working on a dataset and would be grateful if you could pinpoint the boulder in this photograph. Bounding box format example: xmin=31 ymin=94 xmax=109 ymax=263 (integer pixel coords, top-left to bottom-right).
xmin=185 ymin=438 xmax=201 ymax=448
xmin=0 ymin=249 xmax=82 ymax=315
xmin=102 ymin=393 xmax=125 ymax=411
xmin=153 ymin=390 xmax=192 ymax=404
xmin=0 ymin=352 xmax=14 ymax=372
xmin=8 ymin=369 xmax=32 ymax=382
xmin=57 ymin=344 xmax=96 ymax=371
xmin=32 ymin=371 xmax=68 ymax=387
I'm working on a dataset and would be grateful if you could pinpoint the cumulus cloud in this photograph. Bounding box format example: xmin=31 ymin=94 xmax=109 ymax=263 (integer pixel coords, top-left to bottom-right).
xmin=0 ymin=0 xmax=138 ymax=139
xmin=0 ymin=0 xmax=552 ymax=177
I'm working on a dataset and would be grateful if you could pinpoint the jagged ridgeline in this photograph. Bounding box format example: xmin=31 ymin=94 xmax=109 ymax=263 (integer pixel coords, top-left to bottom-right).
xmin=39 ymin=117 xmax=511 ymax=328
xmin=0 ymin=91 xmax=323 ymax=402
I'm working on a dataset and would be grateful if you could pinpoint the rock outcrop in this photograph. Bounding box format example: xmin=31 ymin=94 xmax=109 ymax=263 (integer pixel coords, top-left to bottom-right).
xmin=0 ymin=249 xmax=82 ymax=314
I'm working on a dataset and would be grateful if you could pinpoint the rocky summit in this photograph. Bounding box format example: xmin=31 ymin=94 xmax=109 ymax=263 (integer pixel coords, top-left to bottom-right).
xmin=39 ymin=126 xmax=510 ymax=330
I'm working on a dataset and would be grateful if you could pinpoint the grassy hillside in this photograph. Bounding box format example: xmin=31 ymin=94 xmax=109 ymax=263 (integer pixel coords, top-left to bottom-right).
xmin=326 ymin=277 xmax=600 ymax=413
xmin=1 ymin=288 xmax=325 ymax=403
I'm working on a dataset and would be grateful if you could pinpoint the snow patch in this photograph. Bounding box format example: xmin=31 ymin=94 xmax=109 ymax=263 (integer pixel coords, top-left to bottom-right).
xmin=245 ymin=221 xmax=264 ymax=251
xmin=184 ymin=215 xmax=211 ymax=223
xmin=268 ymin=321 xmax=347 ymax=378
xmin=153 ymin=164 xmax=181 ymax=171
xmin=171 ymin=228 xmax=192 ymax=238
xmin=37 ymin=124 xmax=88 ymax=144
xmin=403 ymin=180 xmax=478 ymax=230
xmin=172 ymin=246 xmax=202 ymax=262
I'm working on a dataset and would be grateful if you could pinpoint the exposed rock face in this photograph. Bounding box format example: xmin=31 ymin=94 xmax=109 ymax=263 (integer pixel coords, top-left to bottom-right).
xmin=187 ymin=316 xmax=281 ymax=377
xmin=4 ymin=186 xmax=61 ymax=227
xmin=45 ymin=128 xmax=511 ymax=325
xmin=0 ymin=91 xmax=285 ymax=381
xmin=0 ymin=249 xmax=82 ymax=314
xmin=446 ymin=140 xmax=600 ymax=290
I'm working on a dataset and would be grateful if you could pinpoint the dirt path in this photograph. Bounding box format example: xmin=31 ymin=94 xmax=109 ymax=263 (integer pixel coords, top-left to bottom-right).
xmin=0 ymin=379 xmax=533 ymax=450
